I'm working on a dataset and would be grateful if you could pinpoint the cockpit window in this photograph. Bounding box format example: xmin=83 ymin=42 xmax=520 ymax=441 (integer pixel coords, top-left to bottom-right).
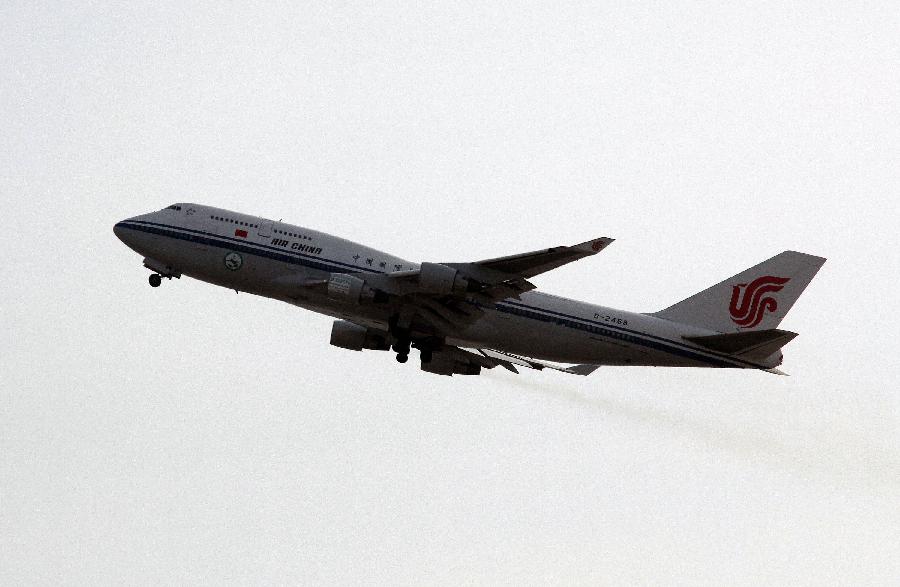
xmin=166 ymin=204 xmax=182 ymax=211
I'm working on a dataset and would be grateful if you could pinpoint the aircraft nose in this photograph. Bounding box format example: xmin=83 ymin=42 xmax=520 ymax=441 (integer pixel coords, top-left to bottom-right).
xmin=114 ymin=217 xmax=139 ymax=244
xmin=113 ymin=220 xmax=127 ymax=242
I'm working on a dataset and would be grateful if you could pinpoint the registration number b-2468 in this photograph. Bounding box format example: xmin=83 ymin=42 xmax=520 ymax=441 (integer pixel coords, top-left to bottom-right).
xmin=594 ymin=313 xmax=628 ymax=326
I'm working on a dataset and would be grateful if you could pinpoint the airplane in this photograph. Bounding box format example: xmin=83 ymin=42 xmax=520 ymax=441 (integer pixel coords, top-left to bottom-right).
xmin=114 ymin=204 xmax=826 ymax=377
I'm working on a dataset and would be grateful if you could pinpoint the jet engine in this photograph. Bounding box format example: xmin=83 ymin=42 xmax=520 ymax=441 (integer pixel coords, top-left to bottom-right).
xmin=418 ymin=262 xmax=470 ymax=295
xmin=329 ymin=320 xmax=391 ymax=352
xmin=327 ymin=274 xmax=389 ymax=304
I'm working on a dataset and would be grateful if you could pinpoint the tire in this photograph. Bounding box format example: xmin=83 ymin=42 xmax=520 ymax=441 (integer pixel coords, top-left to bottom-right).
xmin=149 ymin=274 xmax=162 ymax=287
xmin=392 ymin=339 xmax=411 ymax=354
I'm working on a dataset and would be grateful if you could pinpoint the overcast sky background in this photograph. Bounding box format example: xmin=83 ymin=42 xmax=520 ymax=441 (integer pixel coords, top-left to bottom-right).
xmin=3 ymin=2 xmax=899 ymax=584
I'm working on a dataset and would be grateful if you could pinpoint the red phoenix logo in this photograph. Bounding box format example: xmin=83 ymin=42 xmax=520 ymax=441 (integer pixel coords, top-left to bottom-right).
xmin=729 ymin=276 xmax=790 ymax=328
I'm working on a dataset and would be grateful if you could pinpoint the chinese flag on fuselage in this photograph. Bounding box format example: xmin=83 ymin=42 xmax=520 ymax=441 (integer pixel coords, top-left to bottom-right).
xmin=235 ymin=229 xmax=248 ymax=238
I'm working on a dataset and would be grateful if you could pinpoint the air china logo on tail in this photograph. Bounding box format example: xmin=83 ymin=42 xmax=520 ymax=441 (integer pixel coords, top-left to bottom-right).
xmin=729 ymin=276 xmax=790 ymax=328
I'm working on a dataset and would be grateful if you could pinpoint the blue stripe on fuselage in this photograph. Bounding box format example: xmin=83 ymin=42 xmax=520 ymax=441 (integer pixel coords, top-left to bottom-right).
xmin=117 ymin=219 xmax=375 ymax=274
xmin=117 ymin=220 xmax=765 ymax=369
xmin=495 ymin=299 xmax=763 ymax=368
xmin=491 ymin=301 xmax=738 ymax=368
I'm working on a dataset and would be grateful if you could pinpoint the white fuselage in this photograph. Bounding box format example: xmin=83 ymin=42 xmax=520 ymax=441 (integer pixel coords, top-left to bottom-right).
xmin=114 ymin=204 xmax=778 ymax=370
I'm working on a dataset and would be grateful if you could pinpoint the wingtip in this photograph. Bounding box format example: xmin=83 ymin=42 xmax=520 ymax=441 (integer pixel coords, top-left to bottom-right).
xmin=574 ymin=237 xmax=615 ymax=254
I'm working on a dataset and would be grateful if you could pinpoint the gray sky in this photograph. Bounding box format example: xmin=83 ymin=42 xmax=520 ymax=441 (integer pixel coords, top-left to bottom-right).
xmin=3 ymin=1 xmax=899 ymax=584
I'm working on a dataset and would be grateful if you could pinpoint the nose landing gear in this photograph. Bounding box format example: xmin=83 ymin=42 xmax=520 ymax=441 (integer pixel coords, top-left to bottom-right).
xmin=142 ymin=258 xmax=180 ymax=288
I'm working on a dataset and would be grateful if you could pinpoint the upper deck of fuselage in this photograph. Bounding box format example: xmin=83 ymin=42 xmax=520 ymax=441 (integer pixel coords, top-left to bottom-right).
xmin=116 ymin=203 xmax=416 ymax=274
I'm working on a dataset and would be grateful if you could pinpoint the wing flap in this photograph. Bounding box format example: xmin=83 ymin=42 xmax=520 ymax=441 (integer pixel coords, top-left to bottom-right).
xmin=478 ymin=348 xmax=599 ymax=376
xmin=429 ymin=346 xmax=599 ymax=376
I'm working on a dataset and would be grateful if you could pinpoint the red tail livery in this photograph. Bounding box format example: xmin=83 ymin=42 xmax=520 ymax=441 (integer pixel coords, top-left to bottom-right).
xmin=729 ymin=276 xmax=790 ymax=328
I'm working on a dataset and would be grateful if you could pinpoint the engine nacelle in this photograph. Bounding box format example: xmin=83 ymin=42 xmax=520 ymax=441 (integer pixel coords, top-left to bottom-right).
xmin=327 ymin=274 xmax=389 ymax=304
xmin=418 ymin=262 xmax=470 ymax=295
xmin=420 ymin=352 xmax=482 ymax=376
xmin=329 ymin=320 xmax=391 ymax=352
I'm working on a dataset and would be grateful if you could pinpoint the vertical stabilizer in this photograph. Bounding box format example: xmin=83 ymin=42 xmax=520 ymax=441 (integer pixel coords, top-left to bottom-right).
xmin=652 ymin=251 xmax=826 ymax=332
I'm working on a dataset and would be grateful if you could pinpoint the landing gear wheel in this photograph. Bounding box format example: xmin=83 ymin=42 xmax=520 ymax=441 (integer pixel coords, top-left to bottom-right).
xmin=392 ymin=339 xmax=411 ymax=356
xmin=149 ymin=274 xmax=162 ymax=288
xmin=396 ymin=353 xmax=409 ymax=364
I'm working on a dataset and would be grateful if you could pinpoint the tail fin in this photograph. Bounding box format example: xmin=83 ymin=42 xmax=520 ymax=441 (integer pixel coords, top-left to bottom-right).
xmin=652 ymin=251 xmax=826 ymax=332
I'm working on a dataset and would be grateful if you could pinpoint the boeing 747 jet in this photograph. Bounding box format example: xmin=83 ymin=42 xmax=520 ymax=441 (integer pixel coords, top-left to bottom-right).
xmin=114 ymin=204 xmax=825 ymax=376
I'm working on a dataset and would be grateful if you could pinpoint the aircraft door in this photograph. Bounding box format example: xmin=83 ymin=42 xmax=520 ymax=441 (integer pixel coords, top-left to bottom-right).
xmin=258 ymin=219 xmax=273 ymax=238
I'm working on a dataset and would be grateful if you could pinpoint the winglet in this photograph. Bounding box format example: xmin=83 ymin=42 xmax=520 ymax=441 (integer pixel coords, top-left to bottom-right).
xmin=572 ymin=237 xmax=615 ymax=254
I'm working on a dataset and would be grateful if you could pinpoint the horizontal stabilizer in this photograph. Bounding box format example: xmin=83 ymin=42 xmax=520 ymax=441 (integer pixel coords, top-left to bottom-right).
xmin=684 ymin=328 xmax=798 ymax=360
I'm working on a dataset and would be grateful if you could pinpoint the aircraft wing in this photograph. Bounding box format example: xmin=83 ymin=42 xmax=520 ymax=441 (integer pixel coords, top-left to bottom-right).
xmin=347 ymin=236 xmax=613 ymax=333
xmin=442 ymin=236 xmax=614 ymax=298
xmin=299 ymin=237 xmax=613 ymax=338
xmin=428 ymin=345 xmax=600 ymax=377
xmin=467 ymin=237 xmax=615 ymax=280
xmin=475 ymin=348 xmax=600 ymax=376
xmin=367 ymin=236 xmax=614 ymax=302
